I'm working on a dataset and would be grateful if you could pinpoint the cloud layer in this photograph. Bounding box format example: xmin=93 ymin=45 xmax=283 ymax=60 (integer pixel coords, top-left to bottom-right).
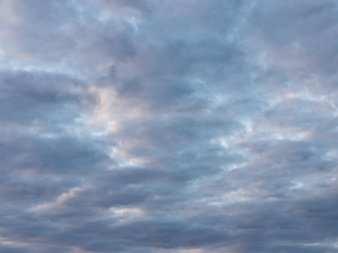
xmin=0 ymin=0 xmax=338 ymax=252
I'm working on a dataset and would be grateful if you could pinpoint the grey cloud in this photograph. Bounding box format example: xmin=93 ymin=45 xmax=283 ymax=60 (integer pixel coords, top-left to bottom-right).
xmin=0 ymin=246 xmax=31 ymax=253
xmin=0 ymin=132 xmax=112 ymax=175
xmin=51 ymin=219 xmax=225 ymax=252
xmin=0 ymin=0 xmax=338 ymax=253
xmin=96 ymin=0 xmax=153 ymax=14
xmin=249 ymin=0 xmax=338 ymax=76
xmin=0 ymin=70 xmax=91 ymax=124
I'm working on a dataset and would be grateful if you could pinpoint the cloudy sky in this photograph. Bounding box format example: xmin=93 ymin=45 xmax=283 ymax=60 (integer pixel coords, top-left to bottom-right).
xmin=0 ymin=0 xmax=338 ymax=252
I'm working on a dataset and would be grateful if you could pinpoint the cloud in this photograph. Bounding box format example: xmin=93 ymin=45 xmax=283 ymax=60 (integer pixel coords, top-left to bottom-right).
xmin=0 ymin=0 xmax=337 ymax=252
xmin=34 ymin=187 xmax=83 ymax=211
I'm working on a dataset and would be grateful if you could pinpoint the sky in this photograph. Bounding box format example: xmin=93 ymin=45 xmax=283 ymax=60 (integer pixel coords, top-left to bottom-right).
xmin=0 ymin=0 xmax=338 ymax=252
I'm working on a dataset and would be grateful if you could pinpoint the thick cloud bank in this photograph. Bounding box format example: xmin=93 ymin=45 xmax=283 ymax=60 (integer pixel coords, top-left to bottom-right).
xmin=0 ymin=0 xmax=338 ymax=252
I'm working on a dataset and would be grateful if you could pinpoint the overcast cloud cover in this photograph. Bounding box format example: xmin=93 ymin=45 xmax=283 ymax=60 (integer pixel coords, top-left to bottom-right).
xmin=0 ymin=0 xmax=338 ymax=252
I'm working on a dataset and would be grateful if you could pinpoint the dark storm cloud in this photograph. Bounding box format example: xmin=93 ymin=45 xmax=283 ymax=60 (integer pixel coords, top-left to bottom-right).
xmin=0 ymin=0 xmax=338 ymax=252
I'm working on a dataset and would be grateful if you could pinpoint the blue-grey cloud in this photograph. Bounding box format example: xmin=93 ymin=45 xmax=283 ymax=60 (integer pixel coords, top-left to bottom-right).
xmin=0 ymin=0 xmax=337 ymax=252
